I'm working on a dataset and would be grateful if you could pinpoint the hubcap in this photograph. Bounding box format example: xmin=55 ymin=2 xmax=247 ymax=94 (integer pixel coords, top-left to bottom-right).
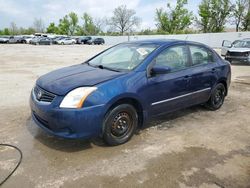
xmin=111 ymin=112 xmax=132 ymax=137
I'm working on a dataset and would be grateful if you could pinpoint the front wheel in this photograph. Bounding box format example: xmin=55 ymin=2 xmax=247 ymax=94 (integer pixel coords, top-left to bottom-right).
xmin=103 ymin=104 xmax=138 ymax=146
xmin=205 ymin=83 xmax=226 ymax=110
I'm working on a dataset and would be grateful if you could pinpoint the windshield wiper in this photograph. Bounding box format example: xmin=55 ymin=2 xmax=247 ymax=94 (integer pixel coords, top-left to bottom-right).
xmin=96 ymin=65 xmax=121 ymax=72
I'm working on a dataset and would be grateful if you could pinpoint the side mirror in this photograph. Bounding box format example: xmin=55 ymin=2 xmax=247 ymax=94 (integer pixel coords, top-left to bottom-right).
xmin=151 ymin=65 xmax=171 ymax=76
xmin=222 ymin=40 xmax=232 ymax=48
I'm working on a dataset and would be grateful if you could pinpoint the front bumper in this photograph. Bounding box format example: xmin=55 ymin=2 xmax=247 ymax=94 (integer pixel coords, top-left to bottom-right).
xmin=30 ymin=89 xmax=105 ymax=139
xmin=225 ymin=55 xmax=250 ymax=63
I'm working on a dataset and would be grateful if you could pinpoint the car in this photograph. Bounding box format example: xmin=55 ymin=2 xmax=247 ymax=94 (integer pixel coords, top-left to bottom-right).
xmin=30 ymin=39 xmax=231 ymax=146
xmin=22 ymin=36 xmax=33 ymax=44
xmin=93 ymin=38 xmax=105 ymax=45
xmin=221 ymin=38 xmax=250 ymax=64
xmin=52 ymin=36 xmax=65 ymax=44
xmin=0 ymin=36 xmax=9 ymax=43
xmin=56 ymin=37 xmax=76 ymax=45
xmin=30 ymin=37 xmax=41 ymax=45
xmin=37 ymin=37 xmax=52 ymax=45
xmin=76 ymin=36 xmax=92 ymax=44
xmin=8 ymin=36 xmax=24 ymax=43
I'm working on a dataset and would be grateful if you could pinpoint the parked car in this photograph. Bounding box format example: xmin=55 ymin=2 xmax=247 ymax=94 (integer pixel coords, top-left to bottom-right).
xmin=221 ymin=38 xmax=250 ymax=64
xmin=52 ymin=36 xmax=65 ymax=44
xmin=57 ymin=37 xmax=76 ymax=45
xmin=93 ymin=38 xmax=105 ymax=45
xmin=76 ymin=36 xmax=92 ymax=44
xmin=38 ymin=37 xmax=52 ymax=45
xmin=0 ymin=36 xmax=9 ymax=43
xmin=30 ymin=39 xmax=231 ymax=145
xmin=23 ymin=36 xmax=33 ymax=44
xmin=30 ymin=37 xmax=42 ymax=45
xmin=8 ymin=36 xmax=23 ymax=43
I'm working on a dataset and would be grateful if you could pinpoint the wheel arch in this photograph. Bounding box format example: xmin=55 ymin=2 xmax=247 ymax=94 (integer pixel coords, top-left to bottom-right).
xmin=105 ymin=97 xmax=145 ymax=128
xmin=216 ymin=79 xmax=228 ymax=96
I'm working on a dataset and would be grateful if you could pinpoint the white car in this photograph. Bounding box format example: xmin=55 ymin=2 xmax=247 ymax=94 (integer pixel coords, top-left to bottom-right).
xmin=57 ymin=38 xmax=76 ymax=45
xmin=24 ymin=36 xmax=34 ymax=44
xmin=221 ymin=38 xmax=250 ymax=64
xmin=0 ymin=37 xmax=9 ymax=43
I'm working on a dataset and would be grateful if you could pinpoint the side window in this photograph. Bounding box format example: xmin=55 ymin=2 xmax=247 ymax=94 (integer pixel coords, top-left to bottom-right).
xmin=154 ymin=45 xmax=189 ymax=72
xmin=189 ymin=46 xmax=215 ymax=66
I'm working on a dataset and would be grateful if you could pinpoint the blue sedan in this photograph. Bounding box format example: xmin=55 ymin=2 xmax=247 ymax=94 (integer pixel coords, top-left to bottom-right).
xmin=30 ymin=39 xmax=231 ymax=145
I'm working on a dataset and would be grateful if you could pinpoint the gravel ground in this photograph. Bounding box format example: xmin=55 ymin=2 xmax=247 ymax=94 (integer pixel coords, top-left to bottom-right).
xmin=0 ymin=44 xmax=250 ymax=188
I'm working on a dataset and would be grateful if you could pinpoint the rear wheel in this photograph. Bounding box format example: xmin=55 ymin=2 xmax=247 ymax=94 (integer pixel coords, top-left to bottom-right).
xmin=205 ymin=83 xmax=226 ymax=110
xmin=103 ymin=104 xmax=138 ymax=146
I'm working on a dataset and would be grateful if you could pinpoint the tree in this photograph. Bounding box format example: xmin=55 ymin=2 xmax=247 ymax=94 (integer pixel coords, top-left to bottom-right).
xmin=58 ymin=15 xmax=70 ymax=35
xmin=241 ymin=0 xmax=250 ymax=31
xmin=9 ymin=22 xmax=19 ymax=35
xmin=196 ymin=0 xmax=233 ymax=33
xmin=155 ymin=0 xmax=193 ymax=34
xmin=2 ymin=28 xmax=10 ymax=35
xmin=231 ymin=0 xmax=248 ymax=31
xmin=33 ymin=18 xmax=45 ymax=33
xmin=68 ymin=12 xmax=78 ymax=35
xmin=80 ymin=13 xmax=100 ymax=35
xmin=108 ymin=5 xmax=140 ymax=35
xmin=46 ymin=22 xmax=59 ymax=34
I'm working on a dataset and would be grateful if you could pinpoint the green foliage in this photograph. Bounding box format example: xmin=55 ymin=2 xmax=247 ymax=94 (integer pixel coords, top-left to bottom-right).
xmin=58 ymin=15 xmax=70 ymax=35
xmin=241 ymin=1 xmax=250 ymax=31
xmin=81 ymin=12 xmax=99 ymax=35
xmin=47 ymin=22 xmax=59 ymax=34
xmin=155 ymin=0 xmax=193 ymax=34
xmin=242 ymin=11 xmax=250 ymax=31
xmin=46 ymin=22 xmax=59 ymax=34
xmin=0 ymin=28 xmax=10 ymax=35
xmin=196 ymin=0 xmax=233 ymax=32
xmin=68 ymin=12 xmax=79 ymax=35
xmin=138 ymin=28 xmax=157 ymax=35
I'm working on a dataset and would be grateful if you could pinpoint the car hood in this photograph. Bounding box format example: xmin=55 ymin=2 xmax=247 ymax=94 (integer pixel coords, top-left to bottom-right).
xmin=36 ymin=64 xmax=125 ymax=95
xmin=228 ymin=47 xmax=250 ymax=52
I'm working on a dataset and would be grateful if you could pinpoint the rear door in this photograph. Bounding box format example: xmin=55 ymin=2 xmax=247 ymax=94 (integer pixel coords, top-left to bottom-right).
xmin=186 ymin=45 xmax=219 ymax=105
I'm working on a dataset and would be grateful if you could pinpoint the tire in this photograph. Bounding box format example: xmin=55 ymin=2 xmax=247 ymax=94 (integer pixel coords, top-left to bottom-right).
xmin=205 ymin=83 xmax=226 ymax=110
xmin=103 ymin=104 xmax=138 ymax=146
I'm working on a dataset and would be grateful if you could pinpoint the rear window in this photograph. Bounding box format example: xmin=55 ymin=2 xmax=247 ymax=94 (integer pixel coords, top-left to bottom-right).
xmin=189 ymin=46 xmax=215 ymax=66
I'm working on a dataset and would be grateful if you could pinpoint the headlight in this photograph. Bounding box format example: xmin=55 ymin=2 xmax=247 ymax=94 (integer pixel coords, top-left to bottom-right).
xmin=60 ymin=87 xmax=97 ymax=108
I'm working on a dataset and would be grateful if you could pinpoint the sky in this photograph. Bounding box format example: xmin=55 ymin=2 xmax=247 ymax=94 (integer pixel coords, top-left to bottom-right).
xmin=0 ymin=0 xmax=201 ymax=30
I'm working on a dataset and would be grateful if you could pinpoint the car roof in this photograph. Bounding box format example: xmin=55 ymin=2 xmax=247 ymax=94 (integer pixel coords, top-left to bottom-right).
xmin=124 ymin=39 xmax=208 ymax=47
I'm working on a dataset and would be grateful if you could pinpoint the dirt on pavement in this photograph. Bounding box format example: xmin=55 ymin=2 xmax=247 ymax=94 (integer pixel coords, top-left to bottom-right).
xmin=0 ymin=44 xmax=250 ymax=188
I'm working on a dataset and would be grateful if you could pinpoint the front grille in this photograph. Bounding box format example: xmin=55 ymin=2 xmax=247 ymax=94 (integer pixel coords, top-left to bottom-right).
xmin=228 ymin=51 xmax=248 ymax=57
xmin=33 ymin=85 xmax=56 ymax=103
xmin=33 ymin=111 xmax=50 ymax=129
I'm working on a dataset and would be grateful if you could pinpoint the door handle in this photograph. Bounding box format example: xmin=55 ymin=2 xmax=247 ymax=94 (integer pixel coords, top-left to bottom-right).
xmin=211 ymin=68 xmax=217 ymax=73
xmin=183 ymin=75 xmax=192 ymax=80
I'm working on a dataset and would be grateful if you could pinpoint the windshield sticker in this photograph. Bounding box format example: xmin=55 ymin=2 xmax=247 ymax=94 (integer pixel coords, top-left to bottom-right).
xmin=136 ymin=48 xmax=149 ymax=56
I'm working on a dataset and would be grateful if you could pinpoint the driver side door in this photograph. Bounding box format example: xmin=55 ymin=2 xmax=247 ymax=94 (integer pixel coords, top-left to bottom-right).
xmin=144 ymin=45 xmax=192 ymax=117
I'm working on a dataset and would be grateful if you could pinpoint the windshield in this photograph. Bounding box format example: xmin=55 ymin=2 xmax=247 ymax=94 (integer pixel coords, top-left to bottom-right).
xmin=88 ymin=43 xmax=159 ymax=71
xmin=233 ymin=40 xmax=250 ymax=48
